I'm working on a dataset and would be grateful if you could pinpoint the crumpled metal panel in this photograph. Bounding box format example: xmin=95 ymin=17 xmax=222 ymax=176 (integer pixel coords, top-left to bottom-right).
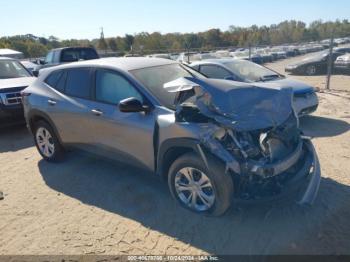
xmin=164 ymin=77 xmax=295 ymax=131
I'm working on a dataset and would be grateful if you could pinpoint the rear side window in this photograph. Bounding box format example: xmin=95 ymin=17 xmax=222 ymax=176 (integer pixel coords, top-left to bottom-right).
xmin=61 ymin=48 xmax=99 ymax=62
xmin=65 ymin=68 xmax=91 ymax=99
xmin=45 ymin=70 xmax=63 ymax=88
xmin=200 ymin=65 xmax=231 ymax=79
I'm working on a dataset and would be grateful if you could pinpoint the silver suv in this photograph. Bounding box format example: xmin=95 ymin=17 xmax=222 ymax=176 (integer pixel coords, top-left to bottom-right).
xmin=23 ymin=58 xmax=321 ymax=216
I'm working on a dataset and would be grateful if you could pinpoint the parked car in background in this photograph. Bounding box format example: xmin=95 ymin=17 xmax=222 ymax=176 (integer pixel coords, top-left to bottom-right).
xmin=191 ymin=59 xmax=319 ymax=115
xmin=22 ymin=57 xmax=320 ymax=216
xmin=334 ymin=53 xmax=350 ymax=73
xmin=147 ymin=53 xmax=171 ymax=59
xmin=333 ymin=46 xmax=350 ymax=54
xmin=0 ymin=57 xmax=35 ymax=126
xmin=270 ymin=48 xmax=287 ymax=59
xmin=215 ymin=50 xmax=231 ymax=58
xmin=231 ymin=51 xmax=263 ymax=64
xmin=33 ymin=47 xmax=99 ymax=76
xmin=177 ymin=52 xmax=217 ymax=64
xmin=285 ymin=50 xmax=343 ymax=75
xmin=176 ymin=52 xmax=198 ymax=63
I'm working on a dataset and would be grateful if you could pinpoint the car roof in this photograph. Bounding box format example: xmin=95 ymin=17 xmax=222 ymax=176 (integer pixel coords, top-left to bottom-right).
xmin=46 ymin=57 xmax=178 ymax=72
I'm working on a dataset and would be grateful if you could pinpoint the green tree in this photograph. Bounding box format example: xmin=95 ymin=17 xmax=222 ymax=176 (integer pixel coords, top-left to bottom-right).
xmin=107 ymin=38 xmax=118 ymax=51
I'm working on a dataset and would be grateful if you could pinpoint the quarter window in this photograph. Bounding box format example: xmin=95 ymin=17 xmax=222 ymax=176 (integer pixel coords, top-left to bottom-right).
xmin=95 ymin=70 xmax=143 ymax=104
xmin=65 ymin=68 xmax=91 ymax=99
xmin=45 ymin=70 xmax=63 ymax=88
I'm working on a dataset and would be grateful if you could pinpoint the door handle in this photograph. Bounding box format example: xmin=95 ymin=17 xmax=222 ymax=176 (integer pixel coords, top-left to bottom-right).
xmin=91 ymin=109 xmax=103 ymax=116
xmin=48 ymin=99 xmax=57 ymax=106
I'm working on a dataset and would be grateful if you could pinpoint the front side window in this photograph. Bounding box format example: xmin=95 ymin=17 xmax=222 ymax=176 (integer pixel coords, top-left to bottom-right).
xmin=95 ymin=70 xmax=143 ymax=104
xmin=53 ymin=51 xmax=60 ymax=63
xmin=200 ymin=65 xmax=231 ymax=79
xmin=65 ymin=68 xmax=91 ymax=99
xmin=0 ymin=60 xmax=31 ymax=79
xmin=44 ymin=51 xmax=54 ymax=64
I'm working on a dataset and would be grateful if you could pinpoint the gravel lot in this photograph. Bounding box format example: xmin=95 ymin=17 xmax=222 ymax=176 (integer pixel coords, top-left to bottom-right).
xmin=0 ymin=55 xmax=349 ymax=255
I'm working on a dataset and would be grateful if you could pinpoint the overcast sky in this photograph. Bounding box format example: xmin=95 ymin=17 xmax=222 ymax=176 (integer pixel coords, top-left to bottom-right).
xmin=1 ymin=0 xmax=348 ymax=40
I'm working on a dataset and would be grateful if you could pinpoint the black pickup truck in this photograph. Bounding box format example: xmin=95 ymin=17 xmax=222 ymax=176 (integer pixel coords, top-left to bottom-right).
xmin=33 ymin=47 xmax=99 ymax=76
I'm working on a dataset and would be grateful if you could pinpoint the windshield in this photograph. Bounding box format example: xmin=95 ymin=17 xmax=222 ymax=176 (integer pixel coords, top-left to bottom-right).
xmin=131 ymin=63 xmax=203 ymax=109
xmin=223 ymin=60 xmax=281 ymax=82
xmin=0 ymin=60 xmax=31 ymax=79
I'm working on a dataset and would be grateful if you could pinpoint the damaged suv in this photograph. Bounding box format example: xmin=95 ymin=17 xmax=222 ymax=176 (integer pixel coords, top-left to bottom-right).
xmin=22 ymin=58 xmax=321 ymax=216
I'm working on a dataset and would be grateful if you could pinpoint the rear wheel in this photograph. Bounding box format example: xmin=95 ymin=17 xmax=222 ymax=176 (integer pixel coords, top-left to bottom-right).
xmin=34 ymin=120 xmax=65 ymax=162
xmin=168 ymin=153 xmax=233 ymax=216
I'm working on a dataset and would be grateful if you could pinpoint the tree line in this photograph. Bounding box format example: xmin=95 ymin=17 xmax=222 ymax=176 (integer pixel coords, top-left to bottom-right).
xmin=1 ymin=19 xmax=349 ymax=58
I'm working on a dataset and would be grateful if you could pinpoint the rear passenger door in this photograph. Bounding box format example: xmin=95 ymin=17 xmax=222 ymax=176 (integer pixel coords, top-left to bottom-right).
xmin=44 ymin=67 xmax=96 ymax=145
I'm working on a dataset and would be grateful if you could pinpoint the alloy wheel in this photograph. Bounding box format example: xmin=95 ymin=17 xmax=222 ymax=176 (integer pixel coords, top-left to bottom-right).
xmin=36 ymin=127 xmax=55 ymax=158
xmin=174 ymin=167 xmax=215 ymax=211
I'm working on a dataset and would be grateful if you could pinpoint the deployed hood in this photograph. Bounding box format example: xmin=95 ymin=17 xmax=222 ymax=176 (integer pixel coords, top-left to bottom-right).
xmin=0 ymin=77 xmax=35 ymax=90
xmin=164 ymin=77 xmax=295 ymax=132
xmin=253 ymin=78 xmax=315 ymax=95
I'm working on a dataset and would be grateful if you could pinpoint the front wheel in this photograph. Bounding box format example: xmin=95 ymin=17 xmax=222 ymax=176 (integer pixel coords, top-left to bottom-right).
xmin=34 ymin=120 xmax=65 ymax=162
xmin=168 ymin=153 xmax=233 ymax=216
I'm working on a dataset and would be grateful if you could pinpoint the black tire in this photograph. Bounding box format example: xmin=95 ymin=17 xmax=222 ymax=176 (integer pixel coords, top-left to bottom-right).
xmin=168 ymin=152 xmax=234 ymax=216
xmin=33 ymin=120 xmax=65 ymax=162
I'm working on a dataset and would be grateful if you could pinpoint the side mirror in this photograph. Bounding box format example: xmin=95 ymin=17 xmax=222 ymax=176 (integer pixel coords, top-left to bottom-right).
xmin=119 ymin=97 xmax=149 ymax=113
xmin=38 ymin=59 xmax=45 ymax=65
xmin=32 ymin=70 xmax=39 ymax=77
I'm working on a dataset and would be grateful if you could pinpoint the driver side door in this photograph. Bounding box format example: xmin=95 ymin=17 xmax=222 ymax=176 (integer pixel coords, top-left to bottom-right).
xmin=88 ymin=68 xmax=156 ymax=171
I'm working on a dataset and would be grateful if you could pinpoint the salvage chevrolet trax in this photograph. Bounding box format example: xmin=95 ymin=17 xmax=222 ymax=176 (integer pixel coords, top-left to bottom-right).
xmin=22 ymin=58 xmax=321 ymax=216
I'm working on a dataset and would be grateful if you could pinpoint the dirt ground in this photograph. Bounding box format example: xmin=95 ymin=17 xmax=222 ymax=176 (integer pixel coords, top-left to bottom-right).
xmin=0 ymin=55 xmax=350 ymax=255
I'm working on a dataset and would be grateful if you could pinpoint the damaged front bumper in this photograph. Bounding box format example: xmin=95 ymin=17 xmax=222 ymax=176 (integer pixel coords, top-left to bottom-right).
xmin=163 ymin=76 xmax=321 ymax=205
xmin=297 ymin=139 xmax=321 ymax=205
xmin=198 ymin=137 xmax=321 ymax=205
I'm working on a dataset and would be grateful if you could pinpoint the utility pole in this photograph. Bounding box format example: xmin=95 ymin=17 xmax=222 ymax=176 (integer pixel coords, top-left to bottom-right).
xmin=326 ymin=30 xmax=335 ymax=90
xmin=248 ymin=43 xmax=252 ymax=61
